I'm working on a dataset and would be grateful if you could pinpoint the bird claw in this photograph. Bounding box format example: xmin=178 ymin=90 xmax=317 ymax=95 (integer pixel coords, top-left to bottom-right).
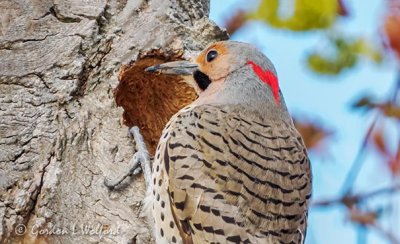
xmin=103 ymin=154 xmax=142 ymax=190
xmin=104 ymin=126 xmax=152 ymax=190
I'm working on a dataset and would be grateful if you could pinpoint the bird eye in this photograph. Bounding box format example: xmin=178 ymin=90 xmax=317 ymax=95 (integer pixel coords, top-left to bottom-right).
xmin=206 ymin=50 xmax=218 ymax=62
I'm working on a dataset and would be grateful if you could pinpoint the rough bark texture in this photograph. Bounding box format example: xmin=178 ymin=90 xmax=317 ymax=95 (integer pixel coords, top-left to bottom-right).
xmin=0 ymin=0 xmax=227 ymax=243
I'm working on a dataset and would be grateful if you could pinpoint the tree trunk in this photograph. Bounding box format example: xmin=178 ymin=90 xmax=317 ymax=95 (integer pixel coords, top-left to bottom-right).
xmin=0 ymin=0 xmax=227 ymax=243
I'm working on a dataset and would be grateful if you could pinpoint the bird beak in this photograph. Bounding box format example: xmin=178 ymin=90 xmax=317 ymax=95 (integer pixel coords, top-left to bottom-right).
xmin=145 ymin=61 xmax=198 ymax=75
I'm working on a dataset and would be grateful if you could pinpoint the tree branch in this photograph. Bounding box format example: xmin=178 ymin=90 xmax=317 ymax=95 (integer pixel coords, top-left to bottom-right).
xmin=312 ymin=184 xmax=400 ymax=207
xmin=339 ymin=114 xmax=379 ymax=194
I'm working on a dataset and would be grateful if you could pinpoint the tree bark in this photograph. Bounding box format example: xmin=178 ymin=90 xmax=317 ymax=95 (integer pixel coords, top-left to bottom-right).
xmin=0 ymin=0 xmax=227 ymax=243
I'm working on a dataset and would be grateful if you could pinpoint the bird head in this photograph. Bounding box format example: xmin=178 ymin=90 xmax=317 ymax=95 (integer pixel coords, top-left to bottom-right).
xmin=146 ymin=41 xmax=288 ymax=117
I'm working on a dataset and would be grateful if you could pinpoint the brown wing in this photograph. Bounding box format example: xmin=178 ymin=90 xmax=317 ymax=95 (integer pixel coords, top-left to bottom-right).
xmin=164 ymin=105 xmax=311 ymax=243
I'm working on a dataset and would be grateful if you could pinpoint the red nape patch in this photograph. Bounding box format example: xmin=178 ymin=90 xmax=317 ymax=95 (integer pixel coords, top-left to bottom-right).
xmin=247 ymin=61 xmax=280 ymax=105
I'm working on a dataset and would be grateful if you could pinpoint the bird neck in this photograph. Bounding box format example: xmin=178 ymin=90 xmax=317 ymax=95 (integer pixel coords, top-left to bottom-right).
xmin=192 ymin=65 xmax=293 ymax=124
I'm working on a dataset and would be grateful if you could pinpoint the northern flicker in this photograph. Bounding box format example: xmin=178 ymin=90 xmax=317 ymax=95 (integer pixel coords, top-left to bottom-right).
xmin=143 ymin=41 xmax=312 ymax=244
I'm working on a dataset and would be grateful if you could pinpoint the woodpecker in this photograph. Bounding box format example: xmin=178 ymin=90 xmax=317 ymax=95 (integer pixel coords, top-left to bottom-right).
xmin=145 ymin=41 xmax=312 ymax=244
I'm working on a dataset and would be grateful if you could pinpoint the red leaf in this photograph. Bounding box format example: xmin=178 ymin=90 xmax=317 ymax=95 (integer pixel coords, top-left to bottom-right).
xmin=352 ymin=96 xmax=376 ymax=111
xmin=224 ymin=11 xmax=247 ymax=35
xmin=338 ymin=0 xmax=349 ymax=17
xmin=383 ymin=4 xmax=400 ymax=58
xmin=379 ymin=102 xmax=400 ymax=119
xmin=372 ymin=128 xmax=390 ymax=158
xmin=293 ymin=119 xmax=333 ymax=152
xmin=389 ymin=146 xmax=400 ymax=175
xmin=348 ymin=208 xmax=377 ymax=225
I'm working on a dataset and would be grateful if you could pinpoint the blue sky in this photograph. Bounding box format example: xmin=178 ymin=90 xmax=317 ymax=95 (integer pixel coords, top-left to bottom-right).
xmin=209 ymin=1 xmax=399 ymax=243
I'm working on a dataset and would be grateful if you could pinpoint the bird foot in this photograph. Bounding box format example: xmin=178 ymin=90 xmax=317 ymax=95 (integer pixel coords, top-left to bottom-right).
xmin=104 ymin=126 xmax=152 ymax=190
